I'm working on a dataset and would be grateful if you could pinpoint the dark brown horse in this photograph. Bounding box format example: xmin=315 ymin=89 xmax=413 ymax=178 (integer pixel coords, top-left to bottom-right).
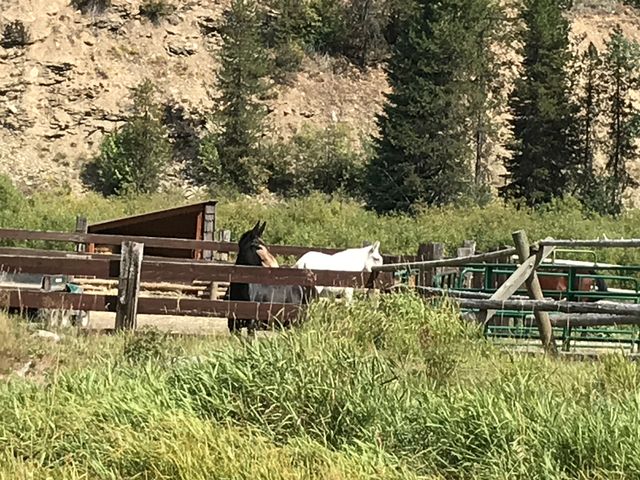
xmin=494 ymin=267 xmax=607 ymax=301
xmin=222 ymin=221 xmax=315 ymax=337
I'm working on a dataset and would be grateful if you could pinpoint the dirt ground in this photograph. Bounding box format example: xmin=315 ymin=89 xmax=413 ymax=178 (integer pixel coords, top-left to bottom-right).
xmin=87 ymin=311 xmax=231 ymax=335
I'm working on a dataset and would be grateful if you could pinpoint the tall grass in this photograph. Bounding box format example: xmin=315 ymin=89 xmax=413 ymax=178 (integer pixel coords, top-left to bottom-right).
xmin=2 ymin=293 xmax=640 ymax=478
xmin=4 ymin=189 xmax=640 ymax=264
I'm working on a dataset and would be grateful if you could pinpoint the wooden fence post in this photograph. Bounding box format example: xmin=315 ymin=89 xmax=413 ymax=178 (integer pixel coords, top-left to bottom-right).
xmin=417 ymin=242 xmax=444 ymax=289
xmin=512 ymin=230 xmax=558 ymax=356
xmin=75 ymin=216 xmax=88 ymax=253
xmin=458 ymin=240 xmax=476 ymax=289
xmin=115 ymin=241 xmax=144 ymax=331
xmin=202 ymin=204 xmax=215 ymax=261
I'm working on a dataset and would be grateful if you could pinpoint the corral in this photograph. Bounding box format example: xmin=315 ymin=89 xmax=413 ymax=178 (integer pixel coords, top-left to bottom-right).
xmin=2 ymin=218 xmax=640 ymax=357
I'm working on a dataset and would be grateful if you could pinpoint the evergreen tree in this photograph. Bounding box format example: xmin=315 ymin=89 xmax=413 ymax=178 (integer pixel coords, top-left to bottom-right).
xmin=500 ymin=0 xmax=579 ymax=206
xmin=365 ymin=0 xmax=504 ymax=213
xmin=211 ymin=0 xmax=271 ymax=193
xmin=574 ymin=42 xmax=606 ymax=210
xmin=458 ymin=0 xmax=510 ymax=198
xmin=345 ymin=0 xmax=389 ymax=67
xmin=601 ymin=25 xmax=640 ymax=215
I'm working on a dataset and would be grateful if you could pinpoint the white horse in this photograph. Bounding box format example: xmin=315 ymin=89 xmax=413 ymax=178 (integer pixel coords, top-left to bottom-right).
xmin=293 ymin=242 xmax=383 ymax=303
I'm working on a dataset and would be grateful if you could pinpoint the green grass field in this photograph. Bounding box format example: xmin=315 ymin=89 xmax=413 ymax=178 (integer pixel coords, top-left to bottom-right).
xmin=3 ymin=189 xmax=640 ymax=266
xmin=2 ymin=293 xmax=640 ymax=479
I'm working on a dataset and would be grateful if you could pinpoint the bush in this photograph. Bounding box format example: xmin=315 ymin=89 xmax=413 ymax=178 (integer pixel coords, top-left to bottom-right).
xmin=266 ymin=123 xmax=365 ymax=197
xmin=272 ymin=39 xmax=305 ymax=84
xmin=70 ymin=0 xmax=111 ymax=14
xmin=139 ymin=0 xmax=176 ymax=25
xmin=1 ymin=21 xmax=30 ymax=49
xmin=94 ymin=79 xmax=171 ymax=196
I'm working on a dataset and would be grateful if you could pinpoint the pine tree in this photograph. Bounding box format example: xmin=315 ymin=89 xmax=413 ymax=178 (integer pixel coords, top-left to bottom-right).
xmin=574 ymin=42 xmax=606 ymax=210
xmin=458 ymin=0 xmax=510 ymax=198
xmin=212 ymin=0 xmax=271 ymax=193
xmin=500 ymin=0 xmax=579 ymax=206
xmin=365 ymin=0 xmax=504 ymax=213
xmin=345 ymin=0 xmax=388 ymax=67
xmin=602 ymin=25 xmax=640 ymax=215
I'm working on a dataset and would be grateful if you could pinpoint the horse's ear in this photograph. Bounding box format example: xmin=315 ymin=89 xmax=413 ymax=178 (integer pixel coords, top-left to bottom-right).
xmin=370 ymin=241 xmax=380 ymax=253
xmin=258 ymin=221 xmax=267 ymax=236
xmin=251 ymin=220 xmax=261 ymax=235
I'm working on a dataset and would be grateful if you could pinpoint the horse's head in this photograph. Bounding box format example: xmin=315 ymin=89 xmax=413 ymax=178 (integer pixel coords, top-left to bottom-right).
xmin=363 ymin=241 xmax=383 ymax=272
xmin=236 ymin=220 xmax=279 ymax=267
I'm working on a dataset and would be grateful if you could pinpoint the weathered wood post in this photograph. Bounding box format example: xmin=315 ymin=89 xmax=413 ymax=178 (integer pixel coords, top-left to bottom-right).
xmin=458 ymin=240 xmax=477 ymax=289
xmin=512 ymin=230 xmax=558 ymax=356
xmin=417 ymin=242 xmax=444 ymax=289
xmin=115 ymin=241 xmax=144 ymax=331
xmin=202 ymin=204 xmax=216 ymax=261
xmin=75 ymin=215 xmax=88 ymax=253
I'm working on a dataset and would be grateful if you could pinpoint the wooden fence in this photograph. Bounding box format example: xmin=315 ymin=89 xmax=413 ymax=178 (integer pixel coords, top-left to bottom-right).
xmin=0 ymin=228 xmax=403 ymax=330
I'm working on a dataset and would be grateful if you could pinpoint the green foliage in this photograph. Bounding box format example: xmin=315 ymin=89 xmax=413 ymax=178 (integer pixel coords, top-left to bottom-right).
xmin=601 ymin=25 xmax=640 ymax=216
xmin=0 ymin=175 xmax=24 ymax=216
xmin=367 ymin=0 xmax=506 ymax=213
xmin=574 ymin=42 xmax=606 ymax=211
xmin=344 ymin=0 xmax=391 ymax=67
xmin=1 ymin=20 xmax=30 ymax=48
xmin=94 ymin=79 xmax=171 ymax=196
xmin=500 ymin=0 xmax=579 ymax=207
xmin=210 ymin=0 xmax=272 ymax=193
xmin=266 ymin=123 xmax=365 ymax=197
xmin=139 ymin=0 xmax=175 ymax=25
xmin=70 ymin=0 xmax=111 ymax=14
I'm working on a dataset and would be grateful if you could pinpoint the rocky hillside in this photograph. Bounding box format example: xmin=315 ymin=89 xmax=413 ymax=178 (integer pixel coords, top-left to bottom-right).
xmin=0 ymin=0 xmax=638 ymax=196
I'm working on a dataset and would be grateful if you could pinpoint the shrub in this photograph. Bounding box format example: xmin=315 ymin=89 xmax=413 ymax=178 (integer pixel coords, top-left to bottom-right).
xmin=94 ymin=79 xmax=171 ymax=196
xmin=272 ymin=39 xmax=305 ymax=84
xmin=1 ymin=21 xmax=30 ymax=48
xmin=70 ymin=0 xmax=111 ymax=14
xmin=0 ymin=175 xmax=24 ymax=213
xmin=139 ymin=0 xmax=176 ymax=25
xmin=266 ymin=123 xmax=365 ymax=197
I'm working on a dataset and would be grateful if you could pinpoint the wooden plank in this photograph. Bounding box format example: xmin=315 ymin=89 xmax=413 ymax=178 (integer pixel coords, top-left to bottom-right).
xmin=75 ymin=216 xmax=88 ymax=253
xmin=478 ymin=244 xmax=556 ymax=324
xmin=0 ymin=290 xmax=301 ymax=321
xmin=0 ymin=228 xmax=344 ymax=255
xmin=0 ymin=254 xmax=395 ymax=288
xmin=537 ymin=238 xmax=640 ymax=248
xmin=456 ymin=298 xmax=640 ymax=316
xmin=374 ymin=246 xmax=518 ymax=272
xmin=115 ymin=241 xmax=144 ymax=330
xmin=513 ymin=231 xmax=557 ymax=356
xmin=0 ymin=228 xmax=407 ymax=263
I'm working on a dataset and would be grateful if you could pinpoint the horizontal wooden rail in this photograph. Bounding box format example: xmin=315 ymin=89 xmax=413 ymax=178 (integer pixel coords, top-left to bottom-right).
xmin=0 ymin=228 xmax=409 ymax=263
xmin=372 ymin=247 xmax=517 ymax=272
xmin=456 ymin=297 xmax=640 ymax=317
xmin=537 ymin=238 xmax=640 ymax=248
xmin=0 ymin=290 xmax=302 ymax=321
xmin=0 ymin=254 xmax=395 ymax=289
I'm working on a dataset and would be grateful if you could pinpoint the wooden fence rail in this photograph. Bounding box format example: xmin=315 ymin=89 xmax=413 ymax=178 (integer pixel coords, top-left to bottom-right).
xmin=0 ymin=254 xmax=394 ymax=288
xmin=0 ymin=290 xmax=302 ymax=322
xmin=0 ymin=228 xmax=417 ymax=264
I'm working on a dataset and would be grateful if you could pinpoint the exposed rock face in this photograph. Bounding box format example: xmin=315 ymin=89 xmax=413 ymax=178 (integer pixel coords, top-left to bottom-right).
xmin=0 ymin=0 xmax=638 ymax=197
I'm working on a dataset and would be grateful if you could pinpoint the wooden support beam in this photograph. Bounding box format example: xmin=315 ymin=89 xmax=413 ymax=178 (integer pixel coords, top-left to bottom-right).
xmin=513 ymin=231 xmax=558 ymax=356
xmin=537 ymin=238 xmax=640 ymax=248
xmin=477 ymin=244 xmax=555 ymax=324
xmin=455 ymin=297 xmax=640 ymax=317
xmin=115 ymin=241 xmax=144 ymax=331
xmin=374 ymin=246 xmax=517 ymax=272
